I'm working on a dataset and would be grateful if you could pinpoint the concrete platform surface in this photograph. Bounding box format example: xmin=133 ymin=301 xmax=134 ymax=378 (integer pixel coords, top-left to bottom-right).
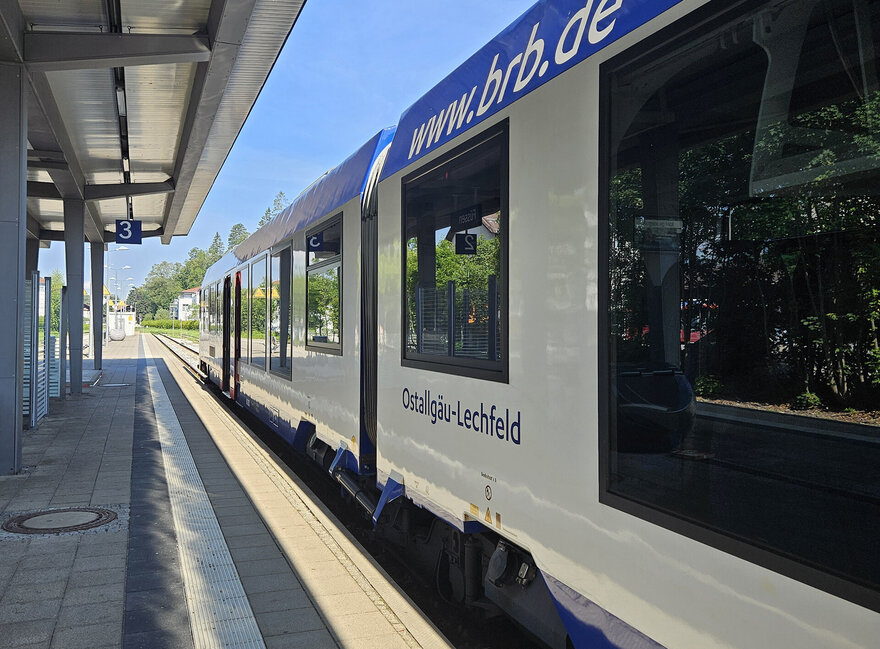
xmin=0 ymin=333 xmax=453 ymax=649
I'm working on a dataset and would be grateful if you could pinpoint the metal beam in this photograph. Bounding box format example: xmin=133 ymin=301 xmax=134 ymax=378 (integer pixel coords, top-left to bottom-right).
xmin=25 ymin=32 xmax=212 ymax=71
xmin=26 ymin=213 xmax=41 ymax=239
xmin=0 ymin=62 xmax=26 ymax=474
xmin=27 ymin=73 xmax=105 ymax=243
xmin=27 ymin=159 xmax=68 ymax=171
xmin=84 ymin=181 xmax=175 ymax=201
xmin=27 ymin=149 xmax=65 ymax=161
xmin=160 ymin=0 xmax=248 ymax=244
xmin=39 ymin=226 xmax=164 ymax=243
xmin=0 ymin=0 xmax=25 ymax=63
xmin=27 ymin=181 xmax=60 ymax=199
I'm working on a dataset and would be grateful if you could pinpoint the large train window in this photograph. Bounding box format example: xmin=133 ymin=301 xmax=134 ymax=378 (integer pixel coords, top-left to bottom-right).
xmin=306 ymin=218 xmax=342 ymax=354
xmin=250 ymin=256 xmax=267 ymax=368
xmin=240 ymin=266 xmax=249 ymax=364
xmin=270 ymin=246 xmax=292 ymax=375
xmin=601 ymin=0 xmax=880 ymax=610
xmin=401 ymin=122 xmax=508 ymax=380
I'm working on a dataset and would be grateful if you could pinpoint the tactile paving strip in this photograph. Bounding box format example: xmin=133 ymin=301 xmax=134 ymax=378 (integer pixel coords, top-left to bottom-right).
xmin=145 ymin=357 xmax=266 ymax=649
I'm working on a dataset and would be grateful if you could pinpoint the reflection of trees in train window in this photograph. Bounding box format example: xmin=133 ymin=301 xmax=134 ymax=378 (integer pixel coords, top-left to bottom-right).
xmin=250 ymin=256 xmax=267 ymax=367
xmin=605 ymin=0 xmax=880 ymax=601
xmin=306 ymin=218 xmax=342 ymax=353
xmin=403 ymin=123 xmax=507 ymax=376
xmin=270 ymin=247 xmax=292 ymax=376
xmin=240 ymin=267 xmax=249 ymax=363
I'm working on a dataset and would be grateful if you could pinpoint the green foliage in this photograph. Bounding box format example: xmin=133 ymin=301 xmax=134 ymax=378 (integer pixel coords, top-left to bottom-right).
xmin=307 ymin=267 xmax=339 ymax=338
xmin=227 ymin=223 xmax=250 ymax=251
xmin=791 ymin=392 xmax=822 ymax=410
xmin=141 ymin=319 xmax=199 ymax=330
xmin=694 ymin=375 xmax=723 ymax=398
xmin=258 ymin=191 xmax=291 ymax=227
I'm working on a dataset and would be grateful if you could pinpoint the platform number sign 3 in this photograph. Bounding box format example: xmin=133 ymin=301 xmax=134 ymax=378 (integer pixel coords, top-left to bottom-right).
xmin=116 ymin=219 xmax=142 ymax=244
xmin=456 ymin=232 xmax=477 ymax=255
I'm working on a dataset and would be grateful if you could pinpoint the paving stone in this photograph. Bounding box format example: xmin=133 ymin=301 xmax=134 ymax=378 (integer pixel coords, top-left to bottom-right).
xmin=247 ymin=587 xmax=313 ymax=614
xmin=1 ymin=580 xmax=67 ymax=605
xmin=256 ymin=607 xmax=326 ymax=636
xmin=0 ymin=599 xmax=62 ymax=624
xmin=49 ymin=621 xmax=121 ymax=649
xmin=0 ymin=619 xmax=56 ymax=647
xmin=264 ymin=628 xmax=339 ymax=649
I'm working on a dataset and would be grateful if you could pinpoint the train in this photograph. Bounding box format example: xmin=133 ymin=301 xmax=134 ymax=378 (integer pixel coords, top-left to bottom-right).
xmin=200 ymin=1 xmax=880 ymax=647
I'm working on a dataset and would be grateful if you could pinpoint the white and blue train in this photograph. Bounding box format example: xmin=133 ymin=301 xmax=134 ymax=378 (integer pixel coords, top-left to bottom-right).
xmin=201 ymin=1 xmax=880 ymax=647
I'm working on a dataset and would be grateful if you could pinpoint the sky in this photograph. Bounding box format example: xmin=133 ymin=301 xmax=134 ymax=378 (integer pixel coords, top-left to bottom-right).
xmin=37 ymin=0 xmax=537 ymax=296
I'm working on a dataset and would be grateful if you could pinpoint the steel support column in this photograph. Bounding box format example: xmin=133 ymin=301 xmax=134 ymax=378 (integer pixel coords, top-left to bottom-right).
xmin=0 ymin=63 xmax=27 ymax=474
xmin=64 ymin=199 xmax=84 ymax=394
xmin=90 ymin=243 xmax=104 ymax=370
xmin=25 ymin=237 xmax=39 ymax=275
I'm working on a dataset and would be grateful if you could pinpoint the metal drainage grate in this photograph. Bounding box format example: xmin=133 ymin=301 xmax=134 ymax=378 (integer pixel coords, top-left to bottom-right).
xmin=2 ymin=507 xmax=117 ymax=534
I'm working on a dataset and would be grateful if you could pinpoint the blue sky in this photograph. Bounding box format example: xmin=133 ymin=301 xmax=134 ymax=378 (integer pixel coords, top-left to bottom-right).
xmin=38 ymin=0 xmax=536 ymax=294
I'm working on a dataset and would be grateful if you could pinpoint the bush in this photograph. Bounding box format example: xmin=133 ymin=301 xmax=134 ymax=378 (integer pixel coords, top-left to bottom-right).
xmin=791 ymin=391 xmax=822 ymax=410
xmin=694 ymin=375 xmax=723 ymax=398
xmin=141 ymin=319 xmax=199 ymax=330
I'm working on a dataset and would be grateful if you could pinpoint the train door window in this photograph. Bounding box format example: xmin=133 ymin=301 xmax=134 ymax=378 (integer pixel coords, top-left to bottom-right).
xmin=402 ymin=121 xmax=508 ymax=380
xmin=241 ymin=266 xmax=250 ymax=364
xmin=306 ymin=218 xmax=342 ymax=353
xmin=270 ymin=246 xmax=292 ymax=376
xmin=250 ymin=256 xmax=267 ymax=368
xmin=601 ymin=0 xmax=880 ymax=609
xmin=209 ymin=285 xmax=216 ymax=334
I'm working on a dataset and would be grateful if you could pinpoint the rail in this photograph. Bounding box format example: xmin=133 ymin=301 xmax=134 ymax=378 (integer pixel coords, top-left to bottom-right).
xmin=151 ymin=333 xmax=204 ymax=379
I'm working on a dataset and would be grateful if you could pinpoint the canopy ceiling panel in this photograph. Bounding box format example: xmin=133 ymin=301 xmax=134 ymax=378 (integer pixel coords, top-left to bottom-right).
xmin=45 ymin=69 xmax=123 ymax=184
xmin=121 ymin=0 xmax=211 ymax=33
xmin=126 ymin=62 xmax=195 ymax=180
xmin=5 ymin=0 xmax=307 ymax=244
xmin=20 ymin=0 xmax=107 ymax=31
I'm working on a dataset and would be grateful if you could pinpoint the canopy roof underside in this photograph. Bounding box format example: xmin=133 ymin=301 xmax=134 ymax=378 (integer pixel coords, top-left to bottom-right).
xmin=1 ymin=0 xmax=306 ymax=245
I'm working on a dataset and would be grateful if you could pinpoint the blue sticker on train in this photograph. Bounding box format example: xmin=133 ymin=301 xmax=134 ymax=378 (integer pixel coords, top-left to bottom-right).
xmin=382 ymin=0 xmax=685 ymax=180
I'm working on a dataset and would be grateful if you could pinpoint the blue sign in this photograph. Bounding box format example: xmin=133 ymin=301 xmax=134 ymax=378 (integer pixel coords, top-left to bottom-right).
xmin=115 ymin=219 xmax=142 ymax=244
xmin=308 ymin=232 xmax=323 ymax=251
xmin=381 ymin=0 xmax=685 ymax=180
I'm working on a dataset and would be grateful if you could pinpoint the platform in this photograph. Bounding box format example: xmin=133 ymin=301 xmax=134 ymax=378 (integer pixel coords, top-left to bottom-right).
xmin=0 ymin=333 xmax=453 ymax=649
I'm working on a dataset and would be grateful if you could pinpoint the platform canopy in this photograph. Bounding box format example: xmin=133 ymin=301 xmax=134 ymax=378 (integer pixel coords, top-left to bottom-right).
xmin=0 ymin=0 xmax=305 ymax=245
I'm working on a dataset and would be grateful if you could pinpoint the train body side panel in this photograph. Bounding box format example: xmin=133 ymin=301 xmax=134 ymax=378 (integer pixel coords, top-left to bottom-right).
xmin=374 ymin=1 xmax=880 ymax=647
xmin=232 ymin=196 xmax=363 ymax=462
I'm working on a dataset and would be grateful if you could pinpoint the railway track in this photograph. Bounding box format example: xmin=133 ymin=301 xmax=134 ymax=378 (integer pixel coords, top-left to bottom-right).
xmin=149 ymin=332 xmax=542 ymax=649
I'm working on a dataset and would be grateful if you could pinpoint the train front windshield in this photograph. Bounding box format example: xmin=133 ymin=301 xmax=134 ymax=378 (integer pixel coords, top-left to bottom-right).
xmin=604 ymin=0 xmax=880 ymax=605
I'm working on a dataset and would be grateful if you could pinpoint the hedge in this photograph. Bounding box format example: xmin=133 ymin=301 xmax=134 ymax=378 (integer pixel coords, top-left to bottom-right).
xmin=141 ymin=319 xmax=199 ymax=330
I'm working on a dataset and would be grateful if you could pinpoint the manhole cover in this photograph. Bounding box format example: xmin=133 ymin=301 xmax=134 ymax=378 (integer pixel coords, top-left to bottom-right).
xmin=2 ymin=507 xmax=117 ymax=534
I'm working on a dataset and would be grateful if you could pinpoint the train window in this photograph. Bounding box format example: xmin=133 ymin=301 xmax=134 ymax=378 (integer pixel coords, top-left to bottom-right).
xmin=250 ymin=256 xmax=267 ymax=368
xmin=240 ymin=266 xmax=249 ymax=364
xmin=602 ymin=0 xmax=880 ymax=608
xmin=402 ymin=122 xmax=508 ymax=380
xmin=270 ymin=247 xmax=292 ymax=376
xmin=306 ymin=218 xmax=342 ymax=353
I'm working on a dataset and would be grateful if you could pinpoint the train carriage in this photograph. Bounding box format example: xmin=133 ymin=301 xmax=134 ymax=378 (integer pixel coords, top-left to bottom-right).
xmin=203 ymin=1 xmax=880 ymax=647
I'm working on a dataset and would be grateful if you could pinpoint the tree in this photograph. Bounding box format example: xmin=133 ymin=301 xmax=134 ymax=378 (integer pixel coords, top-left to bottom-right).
xmin=207 ymin=232 xmax=225 ymax=265
xmin=258 ymin=191 xmax=290 ymax=227
xmin=50 ymin=269 xmax=64 ymax=332
xmin=227 ymin=223 xmax=250 ymax=251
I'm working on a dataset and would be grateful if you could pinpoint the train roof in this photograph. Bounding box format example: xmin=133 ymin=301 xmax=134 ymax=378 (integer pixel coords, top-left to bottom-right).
xmin=202 ymin=127 xmax=395 ymax=286
xmin=380 ymin=0 xmax=683 ymax=180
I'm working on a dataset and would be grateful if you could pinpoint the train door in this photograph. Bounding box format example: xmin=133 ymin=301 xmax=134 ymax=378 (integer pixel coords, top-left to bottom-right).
xmin=233 ymin=271 xmax=241 ymax=400
xmin=222 ymin=275 xmax=231 ymax=395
